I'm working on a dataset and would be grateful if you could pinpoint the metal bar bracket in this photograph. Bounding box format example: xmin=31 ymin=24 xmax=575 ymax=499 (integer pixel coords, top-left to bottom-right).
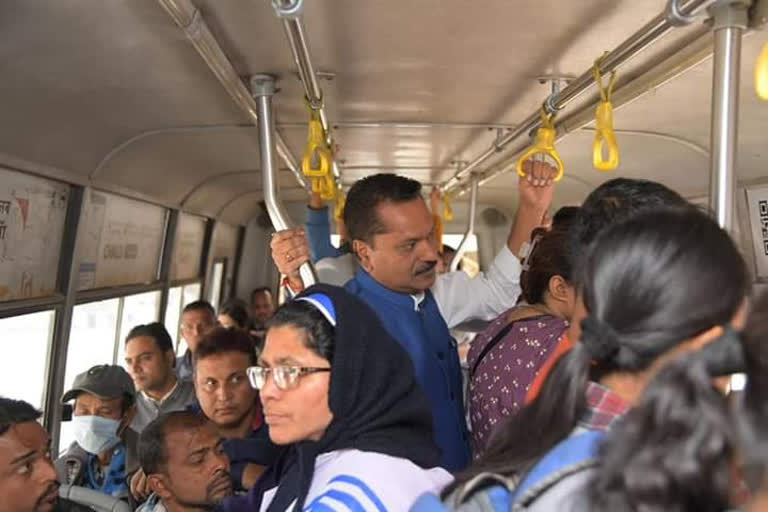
xmin=272 ymin=0 xmax=304 ymax=19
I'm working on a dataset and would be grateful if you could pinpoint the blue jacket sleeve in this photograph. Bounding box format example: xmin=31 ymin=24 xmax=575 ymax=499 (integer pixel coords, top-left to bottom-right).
xmin=305 ymin=205 xmax=341 ymax=262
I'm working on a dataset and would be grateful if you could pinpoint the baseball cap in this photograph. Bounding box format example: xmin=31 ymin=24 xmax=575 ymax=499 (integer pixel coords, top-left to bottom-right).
xmin=61 ymin=364 xmax=136 ymax=404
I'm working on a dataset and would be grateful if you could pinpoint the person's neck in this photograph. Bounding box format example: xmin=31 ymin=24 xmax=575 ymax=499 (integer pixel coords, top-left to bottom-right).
xmin=145 ymin=375 xmax=178 ymax=402
xmin=97 ymin=445 xmax=116 ymax=466
xmin=598 ymin=371 xmax=647 ymax=405
xmin=218 ymin=407 xmax=255 ymax=439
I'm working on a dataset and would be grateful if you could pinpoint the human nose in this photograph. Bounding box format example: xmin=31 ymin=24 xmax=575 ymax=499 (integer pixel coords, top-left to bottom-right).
xmin=37 ymin=456 xmax=57 ymax=483
xmin=259 ymin=370 xmax=281 ymax=401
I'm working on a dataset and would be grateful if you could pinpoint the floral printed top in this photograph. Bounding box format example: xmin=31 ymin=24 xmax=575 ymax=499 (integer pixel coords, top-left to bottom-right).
xmin=467 ymin=309 xmax=568 ymax=457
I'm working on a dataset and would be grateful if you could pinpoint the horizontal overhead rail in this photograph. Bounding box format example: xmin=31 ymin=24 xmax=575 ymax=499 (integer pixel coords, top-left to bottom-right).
xmin=156 ymin=0 xmax=309 ymax=191
xmin=442 ymin=0 xmax=715 ymax=195
xmin=274 ymin=1 xmax=342 ymax=181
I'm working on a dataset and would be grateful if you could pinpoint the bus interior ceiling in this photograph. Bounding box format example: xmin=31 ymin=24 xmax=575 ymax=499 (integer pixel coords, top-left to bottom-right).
xmin=0 ymin=2 xmax=766 ymax=323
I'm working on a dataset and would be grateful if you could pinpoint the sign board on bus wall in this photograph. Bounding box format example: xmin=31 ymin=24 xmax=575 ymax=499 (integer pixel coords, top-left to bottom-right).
xmin=78 ymin=191 xmax=166 ymax=290
xmin=745 ymin=185 xmax=768 ymax=280
xmin=0 ymin=168 xmax=69 ymax=301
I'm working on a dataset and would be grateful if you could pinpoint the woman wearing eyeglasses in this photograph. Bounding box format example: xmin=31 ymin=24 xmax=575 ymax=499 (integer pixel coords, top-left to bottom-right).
xmin=221 ymin=284 xmax=452 ymax=512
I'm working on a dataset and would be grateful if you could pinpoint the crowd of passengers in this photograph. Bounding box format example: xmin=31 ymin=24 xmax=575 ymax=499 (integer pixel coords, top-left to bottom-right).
xmin=3 ymin=161 xmax=768 ymax=511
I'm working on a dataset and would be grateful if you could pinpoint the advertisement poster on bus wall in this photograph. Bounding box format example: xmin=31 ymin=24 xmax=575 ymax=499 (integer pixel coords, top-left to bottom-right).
xmin=0 ymin=169 xmax=69 ymax=301
xmin=745 ymin=185 xmax=768 ymax=280
xmin=77 ymin=191 xmax=166 ymax=290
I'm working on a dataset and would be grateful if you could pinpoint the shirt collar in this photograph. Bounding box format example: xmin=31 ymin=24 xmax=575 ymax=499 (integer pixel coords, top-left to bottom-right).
xmin=141 ymin=380 xmax=179 ymax=406
xmin=579 ymin=381 xmax=630 ymax=432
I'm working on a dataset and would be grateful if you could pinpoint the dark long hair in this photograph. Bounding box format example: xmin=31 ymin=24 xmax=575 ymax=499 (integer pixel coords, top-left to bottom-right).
xmin=588 ymin=356 xmax=735 ymax=512
xmin=446 ymin=207 xmax=748 ymax=494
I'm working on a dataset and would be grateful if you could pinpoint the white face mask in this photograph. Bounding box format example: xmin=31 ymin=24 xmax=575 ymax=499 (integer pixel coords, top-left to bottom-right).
xmin=71 ymin=415 xmax=122 ymax=455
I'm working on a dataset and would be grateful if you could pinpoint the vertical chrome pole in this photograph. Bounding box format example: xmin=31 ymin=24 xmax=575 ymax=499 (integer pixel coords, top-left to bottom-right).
xmin=709 ymin=1 xmax=748 ymax=230
xmin=250 ymin=74 xmax=317 ymax=286
xmin=450 ymin=177 xmax=479 ymax=272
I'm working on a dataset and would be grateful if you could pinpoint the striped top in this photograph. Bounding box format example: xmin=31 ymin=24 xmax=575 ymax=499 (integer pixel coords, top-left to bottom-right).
xmin=259 ymin=449 xmax=453 ymax=512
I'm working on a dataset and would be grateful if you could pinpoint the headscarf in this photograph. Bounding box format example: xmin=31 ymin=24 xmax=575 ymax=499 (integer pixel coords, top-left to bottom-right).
xmin=265 ymin=284 xmax=441 ymax=511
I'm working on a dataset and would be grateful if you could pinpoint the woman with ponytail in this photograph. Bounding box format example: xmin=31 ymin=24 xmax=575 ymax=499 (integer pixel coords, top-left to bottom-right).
xmin=414 ymin=206 xmax=748 ymax=511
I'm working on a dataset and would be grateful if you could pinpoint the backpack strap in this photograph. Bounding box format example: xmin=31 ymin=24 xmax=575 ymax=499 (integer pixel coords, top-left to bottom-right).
xmin=470 ymin=316 xmax=549 ymax=378
xmin=510 ymin=430 xmax=605 ymax=505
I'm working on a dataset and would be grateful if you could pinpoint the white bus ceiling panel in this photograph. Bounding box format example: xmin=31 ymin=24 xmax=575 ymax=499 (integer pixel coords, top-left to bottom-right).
xmin=170 ymin=213 xmax=207 ymax=282
xmin=0 ymin=1 xmax=249 ymax=180
xmin=196 ymin=0 xmax=710 ymax=189
xmin=77 ymin=191 xmax=166 ymax=291
xmin=0 ymin=168 xmax=69 ymax=302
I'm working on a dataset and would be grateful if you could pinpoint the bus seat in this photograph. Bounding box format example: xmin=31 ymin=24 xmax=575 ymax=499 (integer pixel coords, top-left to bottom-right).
xmin=58 ymin=485 xmax=132 ymax=512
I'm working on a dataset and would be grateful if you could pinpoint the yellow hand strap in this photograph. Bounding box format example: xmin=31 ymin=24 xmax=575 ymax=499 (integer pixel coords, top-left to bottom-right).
xmin=301 ymin=118 xmax=332 ymax=178
xmin=591 ymin=57 xmax=619 ymax=171
xmin=333 ymin=186 xmax=346 ymax=221
xmin=516 ymin=108 xmax=564 ymax=182
xmin=756 ymin=41 xmax=768 ymax=101
xmin=442 ymin=194 xmax=454 ymax=221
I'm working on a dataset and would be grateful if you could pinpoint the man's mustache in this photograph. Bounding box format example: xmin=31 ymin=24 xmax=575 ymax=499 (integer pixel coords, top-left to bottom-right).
xmin=415 ymin=261 xmax=437 ymax=276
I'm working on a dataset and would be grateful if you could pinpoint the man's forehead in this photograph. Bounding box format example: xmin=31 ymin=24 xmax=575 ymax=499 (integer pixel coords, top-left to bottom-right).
xmin=0 ymin=422 xmax=48 ymax=460
xmin=167 ymin=422 xmax=216 ymax=456
xmin=183 ymin=309 xmax=213 ymax=322
xmin=196 ymin=352 xmax=249 ymax=377
xmin=375 ymin=200 xmax=433 ymax=237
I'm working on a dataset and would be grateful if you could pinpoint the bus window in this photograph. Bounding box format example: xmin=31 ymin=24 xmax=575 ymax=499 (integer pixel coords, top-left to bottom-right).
xmin=164 ymin=285 xmax=183 ymax=349
xmin=208 ymin=261 xmax=225 ymax=312
xmin=116 ymin=291 xmax=161 ymax=367
xmin=60 ymin=298 xmax=120 ymax=450
xmin=0 ymin=310 xmax=55 ymax=411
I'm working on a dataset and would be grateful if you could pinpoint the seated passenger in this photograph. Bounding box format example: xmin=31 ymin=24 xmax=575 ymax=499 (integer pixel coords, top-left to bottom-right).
xmin=222 ymin=285 xmax=452 ymax=512
xmin=250 ymin=287 xmax=276 ymax=341
xmin=468 ymin=222 xmax=576 ymax=456
xmin=218 ymin=298 xmax=252 ymax=330
xmin=523 ymin=178 xmax=689 ymax=403
xmin=193 ymin=327 xmax=283 ymax=492
xmin=56 ymin=365 xmax=139 ymax=501
xmin=137 ymin=411 xmax=233 ymax=512
xmin=124 ymin=322 xmax=197 ymax=433
xmin=418 ymin=207 xmax=748 ymax=511
xmin=270 ymin=163 xmax=557 ymax=471
xmin=176 ymin=301 xmax=217 ymax=381
xmin=0 ymin=397 xmax=95 ymax=511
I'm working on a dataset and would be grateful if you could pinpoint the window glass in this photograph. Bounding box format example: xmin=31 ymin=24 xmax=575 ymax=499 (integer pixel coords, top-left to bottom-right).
xmin=117 ymin=291 xmax=161 ymax=367
xmin=208 ymin=262 xmax=225 ymax=312
xmin=441 ymin=234 xmax=479 ymax=277
xmin=0 ymin=310 xmax=55 ymax=410
xmin=164 ymin=286 xmax=182 ymax=348
xmin=170 ymin=214 xmax=206 ymax=281
xmin=77 ymin=191 xmax=166 ymax=290
xmin=0 ymin=169 xmax=69 ymax=301
xmin=61 ymin=298 xmax=119 ymax=451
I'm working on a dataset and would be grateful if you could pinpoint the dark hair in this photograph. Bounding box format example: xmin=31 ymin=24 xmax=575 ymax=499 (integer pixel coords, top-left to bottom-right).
xmin=219 ymin=298 xmax=251 ymax=329
xmin=139 ymin=411 xmax=208 ymax=475
xmin=737 ymin=290 xmax=768 ymax=492
xmin=551 ymin=205 xmax=580 ymax=231
xmin=446 ymin=207 xmax=748 ymax=494
xmin=589 ymin=357 xmax=735 ymax=512
xmin=126 ymin=322 xmax=174 ymax=353
xmin=0 ymin=398 xmax=41 ymax=436
xmin=268 ymin=300 xmax=335 ymax=362
xmin=250 ymin=287 xmax=272 ymax=304
xmin=183 ymin=300 xmax=215 ymax=317
xmin=343 ymin=174 xmax=423 ymax=244
xmin=520 ymin=222 xmax=575 ymax=305
xmin=567 ymin=178 xmax=686 ymax=273
xmin=442 ymin=244 xmax=456 ymax=254
xmin=194 ymin=326 xmax=257 ymax=367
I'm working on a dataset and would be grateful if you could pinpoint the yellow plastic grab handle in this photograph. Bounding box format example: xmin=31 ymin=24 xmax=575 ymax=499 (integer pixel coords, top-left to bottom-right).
xmin=334 ymin=190 xmax=346 ymax=221
xmin=318 ymin=172 xmax=337 ymax=201
xmin=756 ymin=42 xmax=768 ymax=101
xmin=515 ymin=125 xmax=564 ymax=182
xmin=442 ymin=195 xmax=454 ymax=221
xmin=301 ymin=119 xmax=332 ymax=178
xmin=592 ymin=101 xmax=619 ymax=171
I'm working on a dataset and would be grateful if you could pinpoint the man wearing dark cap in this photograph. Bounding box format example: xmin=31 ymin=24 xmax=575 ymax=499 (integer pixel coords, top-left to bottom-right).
xmin=55 ymin=364 xmax=139 ymax=501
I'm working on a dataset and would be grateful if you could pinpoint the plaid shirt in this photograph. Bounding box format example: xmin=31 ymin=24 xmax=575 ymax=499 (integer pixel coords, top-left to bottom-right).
xmin=578 ymin=381 xmax=629 ymax=431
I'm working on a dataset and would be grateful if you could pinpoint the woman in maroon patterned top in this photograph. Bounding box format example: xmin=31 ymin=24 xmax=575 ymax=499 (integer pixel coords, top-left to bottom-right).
xmin=468 ymin=224 xmax=576 ymax=456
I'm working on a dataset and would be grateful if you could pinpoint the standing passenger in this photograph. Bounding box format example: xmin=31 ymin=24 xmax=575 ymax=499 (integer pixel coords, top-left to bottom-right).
xmin=218 ymin=298 xmax=252 ymax=330
xmin=222 ymin=285 xmax=452 ymax=512
xmin=270 ymin=164 xmax=557 ymax=470
xmin=193 ymin=327 xmax=283 ymax=492
xmin=250 ymin=288 xmax=275 ymax=341
xmin=176 ymin=301 xmax=217 ymax=381
xmin=417 ymin=207 xmax=748 ymax=511
xmin=124 ymin=323 xmax=196 ymax=433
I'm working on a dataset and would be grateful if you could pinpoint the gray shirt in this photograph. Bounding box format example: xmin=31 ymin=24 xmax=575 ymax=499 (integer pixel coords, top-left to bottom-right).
xmin=130 ymin=380 xmax=197 ymax=433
